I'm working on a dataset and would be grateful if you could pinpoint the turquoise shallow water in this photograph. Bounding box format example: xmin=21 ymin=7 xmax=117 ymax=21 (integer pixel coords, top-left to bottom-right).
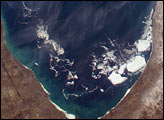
xmin=1 ymin=1 xmax=156 ymax=118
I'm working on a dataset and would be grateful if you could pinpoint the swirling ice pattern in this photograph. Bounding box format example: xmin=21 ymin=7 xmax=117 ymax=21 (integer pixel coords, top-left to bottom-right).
xmin=1 ymin=1 xmax=155 ymax=119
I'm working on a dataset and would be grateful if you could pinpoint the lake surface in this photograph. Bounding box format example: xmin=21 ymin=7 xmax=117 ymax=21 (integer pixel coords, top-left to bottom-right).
xmin=1 ymin=1 xmax=156 ymax=119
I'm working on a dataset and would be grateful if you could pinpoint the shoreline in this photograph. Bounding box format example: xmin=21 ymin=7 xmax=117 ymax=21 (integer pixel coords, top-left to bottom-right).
xmin=1 ymin=18 xmax=75 ymax=119
xmin=1 ymin=20 xmax=67 ymax=119
xmin=1 ymin=17 xmax=75 ymax=119
xmin=102 ymin=1 xmax=163 ymax=119
xmin=99 ymin=5 xmax=155 ymax=119
xmin=49 ymin=100 xmax=75 ymax=119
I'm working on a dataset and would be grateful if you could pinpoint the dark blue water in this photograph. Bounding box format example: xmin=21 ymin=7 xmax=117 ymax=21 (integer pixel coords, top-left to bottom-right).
xmin=1 ymin=1 xmax=156 ymax=119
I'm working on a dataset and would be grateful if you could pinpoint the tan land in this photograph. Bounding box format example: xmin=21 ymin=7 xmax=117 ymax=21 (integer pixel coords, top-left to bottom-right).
xmin=1 ymin=1 xmax=163 ymax=119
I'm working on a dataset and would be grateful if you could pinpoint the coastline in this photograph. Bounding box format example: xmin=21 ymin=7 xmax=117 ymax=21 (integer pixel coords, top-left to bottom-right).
xmin=102 ymin=1 xmax=163 ymax=119
xmin=99 ymin=5 xmax=156 ymax=119
xmin=1 ymin=18 xmax=75 ymax=119
xmin=1 ymin=1 xmax=163 ymax=119
xmin=1 ymin=20 xmax=67 ymax=119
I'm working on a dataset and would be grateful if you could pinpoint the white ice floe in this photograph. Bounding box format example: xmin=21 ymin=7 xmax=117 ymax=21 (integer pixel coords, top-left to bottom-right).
xmin=108 ymin=71 xmax=127 ymax=85
xmin=112 ymin=65 xmax=118 ymax=70
xmin=54 ymin=56 xmax=60 ymax=62
xmin=92 ymin=74 xmax=101 ymax=79
xmin=66 ymin=81 xmax=74 ymax=86
xmin=74 ymin=75 xmax=78 ymax=79
xmin=22 ymin=1 xmax=32 ymax=17
xmin=45 ymin=40 xmax=64 ymax=55
xmin=34 ymin=62 xmax=38 ymax=66
xmin=22 ymin=1 xmax=39 ymax=18
xmin=36 ymin=22 xmax=64 ymax=55
xmin=67 ymin=71 xmax=78 ymax=80
xmin=135 ymin=39 xmax=151 ymax=52
xmin=118 ymin=64 xmax=127 ymax=74
xmin=127 ymin=56 xmax=146 ymax=73
xmin=64 ymin=59 xmax=74 ymax=66
xmin=88 ymin=86 xmax=98 ymax=93
xmin=135 ymin=9 xmax=153 ymax=52
xmin=97 ymin=63 xmax=104 ymax=69
xmin=91 ymin=11 xmax=152 ymax=81
xmin=106 ymin=50 xmax=116 ymax=61
xmin=62 ymin=89 xmax=68 ymax=100
xmin=100 ymin=88 xmax=104 ymax=92
xmin=49 ymin=55 xmax=60 ymax=77
xmin=37 ymin=44 xmax=41 ymax=49
xmin=101 ymin=45 xmax=109 ymax=50
xmin=81 ymin=84 xmax=88 ymax=91
xmin=36 ymin=23 xmax=49 ymax=40
xmin=22 ymin=1 xmax=32 ymax=12
xmin=108 ymin=37 xmax=115 ymax=47
xmin=90 ymin=7 xmax=153 ymax=82
xmin=36 ymin=41 xmax=41 ymax=49
xmin=62 ymin=89 xmax=83 ymax=99
xmin=49 ymin=66 xmax=59 ymax=77
xmin=49 ymin=53 xmax=77 ymax=79
xmin=91 ymin=49 xmax=117 ymax=80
